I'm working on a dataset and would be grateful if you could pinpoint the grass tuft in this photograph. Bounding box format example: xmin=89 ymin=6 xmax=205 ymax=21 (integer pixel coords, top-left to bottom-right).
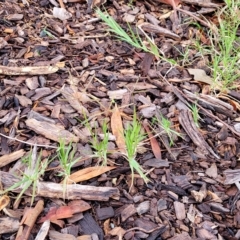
xmin=96 ymin=8 xmax=176 ymax=65
xmin=2 ymin=145 xmax=48 ymax=206
xmin=90 ymin=121 xmax=110 ymax=166
xmin=57 ymin=140 xmax=80 ymax=199
xmin=154 ymin=114 xmax=181 ymax=146
xmin=123 ymin=111 xmax=149 ymax=189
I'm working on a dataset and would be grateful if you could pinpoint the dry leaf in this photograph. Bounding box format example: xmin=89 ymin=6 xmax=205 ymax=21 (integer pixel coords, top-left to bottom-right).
xmin=0 ymin=195 xmax=10 ymax=211
xmin=187 ymin=68 xmax=213 ymax=85
xmin=111 ymin=105 xmax=126 ymax=154
xmin=109 ymin=227 xmax=126 ymax=238
xmin=67 ymin=166 xmax=116 ymax=183
xmin=143 ymin=120 xmax=162 ymax=160
xmin=103 ymin=219 xmax=111 ymax=235
xmin=207 ymin=191 xmax=222 ymax=203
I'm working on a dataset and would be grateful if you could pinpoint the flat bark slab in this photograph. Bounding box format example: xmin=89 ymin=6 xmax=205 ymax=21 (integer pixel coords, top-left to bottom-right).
xmin=79 ymin=212 xmax=104 ymax=240
xmin=0 ymin=171 xmax=120 ymax=201
xmin=25 ymin=118 xmax=79 ymax=144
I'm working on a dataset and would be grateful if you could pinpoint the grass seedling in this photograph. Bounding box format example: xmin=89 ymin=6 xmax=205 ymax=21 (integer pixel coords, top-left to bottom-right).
xmin=57 ymin=140 xmax=81 ymax=198
xmin=90 ymin=121 xmax=110 ymax=166
xmin=123 ymin=112 xmax=149 ymax=189
xmin=81 ymin=114 xmax=110 ymax=166
xmin=2 ymin=145 xmax=48 ymax=206
xmin=188 ymin=103 xmax=203 ymax=128
xmin=154 ymin=114 xmax=181 ymax=146
xmin=40 ymin=27 xmax=56 ymax=39
xmin=208 ymin=0 xmax=240 ymax=90
xmin=96 ymin=9 xmax=155 ymax=54
xmin=96 ymin=8 xmax=176 ymax=66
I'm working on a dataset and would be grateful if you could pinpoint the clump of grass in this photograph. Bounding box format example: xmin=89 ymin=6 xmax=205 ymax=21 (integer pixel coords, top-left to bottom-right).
xmin=96 ymin=8 xmax=178 ymax=66
xmin=96 ymin=8 xmax=158 ymax=56
xmin=154 ymin=114 xmax=181 ymax=146
xmin=209 ymin=0 xmax=240 ymax=90
xmin=81 ymin=115 xmax=111 ymax=166
xmin=2 ymin=145 xmax=48 ymax=206
xmin=123 ymin=111 xmax=149 ymax=188
xmin=90 ymin=121 xmax=110 ymax=166
xmin=57 ymin=140 xmax=80 ymax=198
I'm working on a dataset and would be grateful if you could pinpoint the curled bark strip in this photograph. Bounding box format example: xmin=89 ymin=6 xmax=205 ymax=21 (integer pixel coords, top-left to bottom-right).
xmin=179 ymin=109 xmax=219 ymax=159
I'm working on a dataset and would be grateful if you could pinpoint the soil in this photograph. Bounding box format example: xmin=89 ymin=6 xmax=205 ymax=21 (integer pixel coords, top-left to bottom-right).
xmin=0 ymin=0 xmax=240 ymax=239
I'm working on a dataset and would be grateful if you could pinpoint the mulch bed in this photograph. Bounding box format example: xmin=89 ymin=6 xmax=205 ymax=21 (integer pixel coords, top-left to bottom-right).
xmin=0 ymin=0 xmax=240 ymax=239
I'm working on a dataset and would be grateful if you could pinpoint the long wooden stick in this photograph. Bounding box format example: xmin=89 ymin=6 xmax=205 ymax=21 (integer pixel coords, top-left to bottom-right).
xmin=0 ymin=171 xmax=120 ymax=201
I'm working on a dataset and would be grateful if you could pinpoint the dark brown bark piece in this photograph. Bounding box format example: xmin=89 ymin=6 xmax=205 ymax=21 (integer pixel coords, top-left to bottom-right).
xmin=143 ymin=158 xmax=169 ymax=168
xmin=197 ymin=203 xmax=211 ymax=214
xmin=150 ymin=198 xmax=158 ymax=217
xmin=28 ymin=110 xmax=56 ymax=124
xmin=141 ymin=53 xmax=155 ymax=76
xmin=136 ymin=200 xmax=150 ymax=215
xmin=61 ymin=225 xmax=79 ymax=237
xmin=96 ymin=207 xmax=115 ymax=220
xmin=229 ymin=90 xmax=240 ymax=101
xmin=139 ymin=23 xmax=180 ymax=40
xmin=121 ymin=204 xmax=137 ymax=222
xmin=15 ymin=94 xmax=32 ymax=107
xmin=157 ymin=199 xmax=167 ymax=212
xmin=134 ymin=218 xmax=157 ymax=231
xmin=147 ymin=226 xmax=166 ymax=240
xmin=158 ymin=183 xmax=188 ymax=196
xmin=78 ymin=212 xmax=104 ymax=240
xmin=31 ymin=87 xmax=51 ymax=100
xmin=67 ymin=213 xmax=83 ymax=224
xmin=181 ymin=0 xmax=221 ymax=8
xmin=168 ymin=232 xmax=192 ymax=240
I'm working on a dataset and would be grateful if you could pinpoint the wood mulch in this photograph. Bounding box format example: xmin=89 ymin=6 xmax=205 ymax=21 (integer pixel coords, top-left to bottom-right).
xmin=0 ymin=0 xmax=240 ymax=239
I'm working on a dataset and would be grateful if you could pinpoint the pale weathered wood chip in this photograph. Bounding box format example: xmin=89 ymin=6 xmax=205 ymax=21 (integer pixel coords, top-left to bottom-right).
xmin=0 ymin=149 xmax=25 ymax=168
xmin=0 ymin=65 xmax=58 ymax=75
xmin=25 ymin=118 xmax=79 ymax=143
xmin=173 ymin=201 xmax=186 ymax=220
